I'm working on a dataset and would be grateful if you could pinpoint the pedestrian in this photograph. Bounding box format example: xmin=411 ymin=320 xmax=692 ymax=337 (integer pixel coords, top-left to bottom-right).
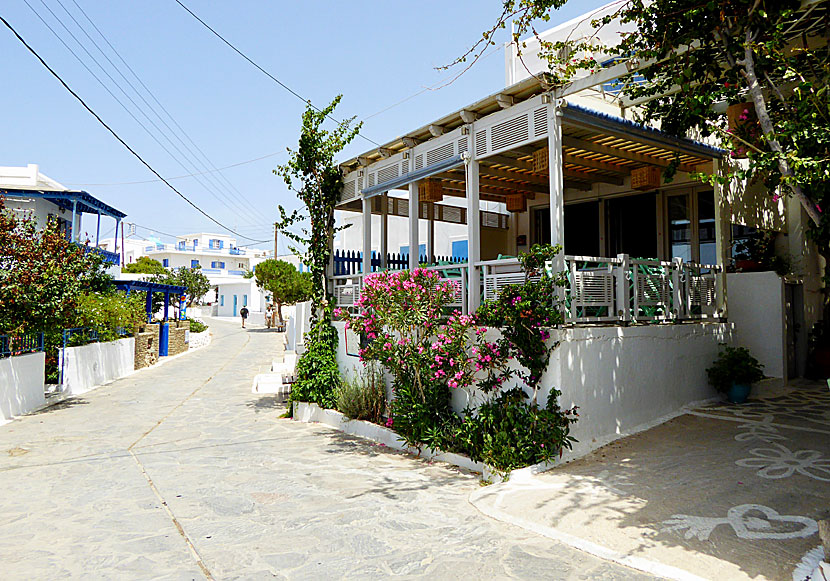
xmin=265 ymin=304 xmax=273 ymax=329
xmin=239 ymin=306 xmax=249 ymax=328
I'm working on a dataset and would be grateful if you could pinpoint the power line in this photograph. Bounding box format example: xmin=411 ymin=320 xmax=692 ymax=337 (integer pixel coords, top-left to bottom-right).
xmin=64 ymin=0 xmax=267 ymax=220
xmin=64 ymin=150 xmax=284 ymax=185
xmin=26 ymin=0 xmax=268 ymax=231
xmin=0 ymin=13 xmax=269 ymax=243
xmin=173 ymin=0 xmax=380 ymax=147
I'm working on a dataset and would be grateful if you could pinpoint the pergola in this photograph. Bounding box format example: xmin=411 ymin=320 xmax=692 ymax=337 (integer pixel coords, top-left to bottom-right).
xmin=336 ymin=75 xmax=725 ymax=314
xmin=114 ymin=280 xmax=187 ymax=323
xmin=1 ymin=187 xmax=127 ymax=263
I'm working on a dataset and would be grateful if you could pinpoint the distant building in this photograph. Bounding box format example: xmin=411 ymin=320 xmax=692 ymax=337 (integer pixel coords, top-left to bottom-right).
xmin=0 ymin=164 xmax=126 ymax=276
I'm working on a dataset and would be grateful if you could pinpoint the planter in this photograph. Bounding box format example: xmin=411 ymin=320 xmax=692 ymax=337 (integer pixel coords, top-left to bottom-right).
xmin=727 ymin=382 xmax=752 ymax=404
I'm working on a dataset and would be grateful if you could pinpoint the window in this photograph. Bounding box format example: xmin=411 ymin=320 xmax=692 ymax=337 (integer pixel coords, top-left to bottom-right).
xmin=191 ymin=259 xmax=199 ymax=268
xmin=243 ymin=295 xmax=248 ymax=307
xmin=211 ymin=261 xmax=225 ymax=269
xmin=564 ymin=202 xmax=600 ymax=256
xmin=238 ymin=262 xmax=245 ymax=269
xmin=220 ymin=295 xmax=224 ymax=306
xmin=162 ymin=259 xmax=169 ymax=267
xmin=666 ymin=190 xmax=716 ymax=264
xmin=193 ymin=239 xmax=198 ymax=247
xmin=451 ymin=240 xmax=468 ymax=260
xmin=668 ymin=195 xmax=692 ymax=262
xmin=698 ymin=190 xmax=716 ymax=265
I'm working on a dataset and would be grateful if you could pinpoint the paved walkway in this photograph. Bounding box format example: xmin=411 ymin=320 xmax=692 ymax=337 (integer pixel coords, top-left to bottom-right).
xmin=0 ymin=319 xmax=651 ymax=580
xmin=471 ymin=383 xmax=830 ymax=581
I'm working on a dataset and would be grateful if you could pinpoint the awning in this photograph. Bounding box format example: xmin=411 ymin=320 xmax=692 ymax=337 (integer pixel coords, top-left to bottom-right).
xmin=361 ymin=154 xmax=464 ymax=198
xmin=114 ymin=280 xmax=186 ymax=294
xmin=0 ymin=189 xmax=127 ymax=218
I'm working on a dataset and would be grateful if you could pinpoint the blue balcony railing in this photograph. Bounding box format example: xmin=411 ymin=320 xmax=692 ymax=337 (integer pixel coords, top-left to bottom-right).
xmin=0 ymin=332 xmax=44 ymax=358
xmin=76 ymin=243 xmax=120 ymax=265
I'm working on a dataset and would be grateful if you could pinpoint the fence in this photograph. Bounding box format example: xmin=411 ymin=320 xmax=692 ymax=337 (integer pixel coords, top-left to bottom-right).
xmin=332 ymin=249 xmax=465 ymax=276
xmin=0 ymin=332 xmax=44 ymax=358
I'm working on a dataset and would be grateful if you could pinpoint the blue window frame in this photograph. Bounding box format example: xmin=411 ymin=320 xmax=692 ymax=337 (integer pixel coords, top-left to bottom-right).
xmin=399 ymin=244 xmax=426 ymax=258
xmin=191 ymin=259 xmax=199 ymax=268
xmin=452 ymin=240 xmax=469 ymax=260
xmin=243 ymin=294 xmax=248 ymax=307
xmin=211 ymin=261 xmax=225 ymax=269
xmin=162 ymin=259 xmax=169 ymax=267
xmin=220 ymin=295 xmax=224 ymax=306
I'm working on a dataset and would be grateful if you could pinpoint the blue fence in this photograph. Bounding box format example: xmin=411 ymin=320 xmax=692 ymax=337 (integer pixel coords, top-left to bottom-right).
xmin=0 ymin=333 xmax=44 ymax=358
xmin=332 ymin=250 xmax=465 ymax=276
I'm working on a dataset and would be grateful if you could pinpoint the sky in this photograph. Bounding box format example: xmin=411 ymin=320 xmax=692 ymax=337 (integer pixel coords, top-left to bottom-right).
xmin=0 ymin=0 xmax=609 ymax=253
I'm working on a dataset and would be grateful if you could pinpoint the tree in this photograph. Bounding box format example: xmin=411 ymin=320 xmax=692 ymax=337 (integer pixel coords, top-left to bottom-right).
xmin=466 ymin=0 xmax=830 ymax=287
xmin=164 ymin=266 xmax=211 ymax=307
xmin=254 ymin=259 xmax=312 ymax=322
xmin=123 ymin=256 xmax=167 ymax=274
xmin=0 ymin=199 xmax=111 ymax=342
xmin=273 ymin=96 xmax=361 ymax=410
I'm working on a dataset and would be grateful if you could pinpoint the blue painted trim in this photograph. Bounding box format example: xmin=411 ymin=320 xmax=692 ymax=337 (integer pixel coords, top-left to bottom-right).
xmin=0 ymin=189 xmax=127 ymax=218
xmin=361 ymin=154 xmax=464 ymax=198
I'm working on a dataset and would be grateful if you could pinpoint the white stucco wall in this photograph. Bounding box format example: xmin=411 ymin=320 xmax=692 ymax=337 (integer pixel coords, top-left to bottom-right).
xmin=726 ymin=271 xmax=786 ymax=379
xmin=0 ymin=352 xmax=46 ymax=422
xmin=334 ymin=321 xmax=733 ymax=459
xmin=215 ymin=281 xmax=260 ymax=317
xmin=60 ymin=338 xmax=135 ymax=397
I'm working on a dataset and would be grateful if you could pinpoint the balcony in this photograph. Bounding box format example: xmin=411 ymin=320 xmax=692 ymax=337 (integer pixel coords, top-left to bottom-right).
xmin=76 ymin=243 xmax=120 ymax=265
xmin=144 ymin=243 xmax=246 ymax=256
xmin=200 ymin=268 xmax=247 ymax=277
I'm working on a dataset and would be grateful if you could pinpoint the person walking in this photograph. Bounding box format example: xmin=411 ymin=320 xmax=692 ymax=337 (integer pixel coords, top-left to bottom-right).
xmin=239 ymin=306 xmax=249 ymax=328
xmin=265 ymin=304 xmax=274 ymax=329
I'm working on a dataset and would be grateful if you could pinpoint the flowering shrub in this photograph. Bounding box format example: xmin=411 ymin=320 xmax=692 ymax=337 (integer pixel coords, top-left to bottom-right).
xmin=336 ymin=246 xmax=578 ymax=471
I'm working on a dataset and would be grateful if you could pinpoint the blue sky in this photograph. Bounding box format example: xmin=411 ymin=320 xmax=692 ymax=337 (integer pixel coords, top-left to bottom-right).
xmin=1 ymin=1 xmax=608 ymax=251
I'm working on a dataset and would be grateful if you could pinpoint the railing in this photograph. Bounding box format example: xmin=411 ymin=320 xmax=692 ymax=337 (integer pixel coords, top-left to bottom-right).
xmin=333 ymin=274 xmax=362 ymax=307
xmin=333 ymin=249 xmax=465 ymax=276
xmin=75 ymin=243 xmax=120 ymax=265
xmin=0 ymin=332 xmax=44 ymax=358
xmin=200 ymin=268 xmax=246 ymax=277
xmin=479 ymin=254 xmax=722 ymax=324
xmin=145 ymin=244 xmax=243 ymax=256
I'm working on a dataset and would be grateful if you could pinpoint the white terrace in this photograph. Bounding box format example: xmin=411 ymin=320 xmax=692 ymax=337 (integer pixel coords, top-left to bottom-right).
xmin=331 ymin=75 xmax=728 ymax=325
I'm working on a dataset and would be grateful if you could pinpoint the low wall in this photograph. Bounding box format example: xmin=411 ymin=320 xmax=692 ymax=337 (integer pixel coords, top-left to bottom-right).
xmin=334 ymin=320 xmax=733 ymax=461
xmin=61 ymin=337 xmax=135 ymax=397
xmin=188 ymin=329 xmax=210 ymax=350
xmin=548 ymin=323 xmax=733 ymax=460
xmin=168 ymin=320 xmax=190 ymax=356
xmin=0 ymin=352 xmax=45 ymax=421
xmin=726 ymin=271 xmax=786 ymax=378
xmin=134 ymin=324 xmax=160 ymax=369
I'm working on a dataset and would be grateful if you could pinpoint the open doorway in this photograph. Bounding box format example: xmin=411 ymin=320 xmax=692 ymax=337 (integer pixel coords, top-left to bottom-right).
xmin=606 ymin=193 xmax=657 ymax=259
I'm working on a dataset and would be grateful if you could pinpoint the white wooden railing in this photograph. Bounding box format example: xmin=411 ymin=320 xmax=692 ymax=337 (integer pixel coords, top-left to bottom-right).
xmin=333 ymin=255 xmax=722 ymax=325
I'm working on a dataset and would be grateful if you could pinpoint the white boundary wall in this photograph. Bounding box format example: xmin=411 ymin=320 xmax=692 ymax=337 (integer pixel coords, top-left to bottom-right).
xmin=60 ymin=338 xmax=135 ymax=397
xmin=188 ymin=329 xmax=211 ymax=350
xmin=0 ymin=352 xmax=46 ymax=421
xmin=726 ymin=271 xmax=786 ymax=378
xmin=335 ymin=321 xmax=733 ymax=460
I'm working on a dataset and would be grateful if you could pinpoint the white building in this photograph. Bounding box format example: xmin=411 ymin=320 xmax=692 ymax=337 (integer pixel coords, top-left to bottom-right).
xmin=0 ymin=164 xmax=126 ymax=276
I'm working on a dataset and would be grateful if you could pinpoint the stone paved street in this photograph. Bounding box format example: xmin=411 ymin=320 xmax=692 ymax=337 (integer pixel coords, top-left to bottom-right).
xmin=0 ymin=319 xmax=652 ymax=580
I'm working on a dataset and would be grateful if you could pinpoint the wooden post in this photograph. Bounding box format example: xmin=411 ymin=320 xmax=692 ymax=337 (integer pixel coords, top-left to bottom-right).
xmin=466 ymin=156 xmax=481 ymax=312
xmin=713 ymin=158 xmax=729 ymax=318
xmin=362 ymin=196 xmax=372 ymax=275
xmin=380 ymin=193 xmax=388 ymax=269
xmin=408 ymin=182 xmax=419 ymax=270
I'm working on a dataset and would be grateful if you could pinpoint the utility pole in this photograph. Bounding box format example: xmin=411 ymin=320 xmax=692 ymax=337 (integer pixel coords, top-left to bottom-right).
xmin=273 ymin=222 xmax=278 ymax=259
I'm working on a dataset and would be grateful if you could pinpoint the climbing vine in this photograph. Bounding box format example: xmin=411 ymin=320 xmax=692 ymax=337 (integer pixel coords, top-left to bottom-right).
xmin=275 ymin=96 xmax=361 ymax=410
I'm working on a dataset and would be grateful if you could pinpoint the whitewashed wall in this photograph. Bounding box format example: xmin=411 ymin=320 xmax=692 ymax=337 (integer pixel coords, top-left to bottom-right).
xmin=60 ymin=338 xmax=135 ymax=397
xmin=726 ymin=271 xmax=786 ymax=378
xmin=0 ymin=352 xmax=46 ymax=422
xmin=334 ymin=321 xmax=733 ymax=460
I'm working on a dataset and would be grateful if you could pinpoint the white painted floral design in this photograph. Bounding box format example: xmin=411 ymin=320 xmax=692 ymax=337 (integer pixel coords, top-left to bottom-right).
xmin=661 ymin=504 xmax=818 ymax=541
xmin=736 ymin=443 xmax=830 ymax=481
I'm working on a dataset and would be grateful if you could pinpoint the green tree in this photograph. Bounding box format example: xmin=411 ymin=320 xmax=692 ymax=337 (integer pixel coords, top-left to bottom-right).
xmin=254 ymin=259 xmax=311 ymax=322
xmin=274 ymin=96 xmax=361 ymax=410
xmin=0 ymin=199 xmax=111 ymax=341
xmin=164 ymin=266 xmax=211 ymax=307
xmin=123 ymin=256 xmax=167 ymax=274
xmin=469 ymin=0 xmax=830 ymax=284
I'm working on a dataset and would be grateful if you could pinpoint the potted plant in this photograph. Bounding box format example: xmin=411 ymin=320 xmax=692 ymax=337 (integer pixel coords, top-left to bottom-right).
xmin=706 ymin=345 xmax=765 ymax=404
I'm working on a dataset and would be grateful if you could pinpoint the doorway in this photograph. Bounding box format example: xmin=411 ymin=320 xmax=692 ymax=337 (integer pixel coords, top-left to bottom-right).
xmin=233 ymin=294 xmax=238 ymax=317
xmin=606 ymin=193 xmax=657 ymax=258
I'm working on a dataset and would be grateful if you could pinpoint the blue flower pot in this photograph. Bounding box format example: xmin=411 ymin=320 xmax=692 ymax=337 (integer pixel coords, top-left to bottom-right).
xmin=727 ymin=382 xmax=752 ymax=404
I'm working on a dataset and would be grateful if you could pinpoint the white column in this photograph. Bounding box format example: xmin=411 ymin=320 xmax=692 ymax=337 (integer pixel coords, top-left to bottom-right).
xmin=427 ymin=202 xmax=435 ymax=263
xmin=380 ymin=193 xmax=388 ymax=269
xmin=408 ymin=182 xmax=420 ymax=270
xmin=713 ymin=158 xmax=728 ymax=318
xmin=466 ymin=157 xmax=481 ymax=311
xmin=362 ymin=196 xmax=372 ymax=275
xmin=548 ymin=99 xmax=565 ymax=250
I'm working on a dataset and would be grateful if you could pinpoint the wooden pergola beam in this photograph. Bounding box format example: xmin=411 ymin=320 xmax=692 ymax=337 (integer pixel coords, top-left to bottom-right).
xmin=562 ymin=135 xmax=698 ymax=172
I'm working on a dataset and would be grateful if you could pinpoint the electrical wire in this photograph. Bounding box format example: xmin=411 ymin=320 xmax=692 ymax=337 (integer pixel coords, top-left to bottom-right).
xmin=172 ymin=0 xmax=380 ymax=147
xmin=0 ymin=13 xmax=270 ymax=243
xmin=26 ymin=0 xmax=269 ymax=231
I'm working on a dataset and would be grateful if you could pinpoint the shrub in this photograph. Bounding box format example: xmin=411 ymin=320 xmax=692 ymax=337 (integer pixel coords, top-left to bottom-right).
xmin=189 ymin=318 xmax=208 ymax=334
xmin=336 ymin=363 xmax=387 ymax=424
xmin=75 ymin=291 xmax=145 ymax=342
xmin=706 ymin=345 xmax=765 ymax=392
xmin=290 ymin=315 xmax=341 ymax=409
